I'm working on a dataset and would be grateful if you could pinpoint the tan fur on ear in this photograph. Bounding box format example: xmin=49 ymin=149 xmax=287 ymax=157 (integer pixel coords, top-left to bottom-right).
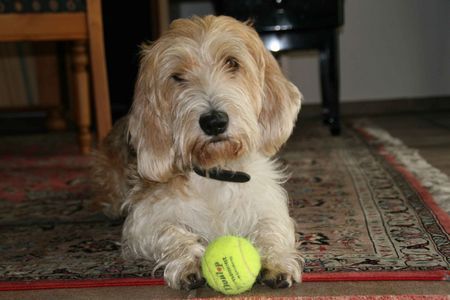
xmin=128 ymin=46 xmax=176 ymax=183
xmin=259 ymin=49 xmax=302 ymax=156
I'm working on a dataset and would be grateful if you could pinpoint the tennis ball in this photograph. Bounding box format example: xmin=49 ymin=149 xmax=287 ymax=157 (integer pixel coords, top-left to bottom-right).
xmin=201 ymin=236 xmax=261 ymax=295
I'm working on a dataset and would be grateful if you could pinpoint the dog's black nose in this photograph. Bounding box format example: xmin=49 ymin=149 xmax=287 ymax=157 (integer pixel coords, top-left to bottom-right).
xmin=199 ymin=110 xmax=229 ymax=136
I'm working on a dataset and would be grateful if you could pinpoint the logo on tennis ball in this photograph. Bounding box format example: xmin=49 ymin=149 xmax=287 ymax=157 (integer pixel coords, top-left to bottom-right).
xmin=214 ymin=256 xmax=241 ymax=292
xmin=214 ymin=260 xmax=232 ymax=292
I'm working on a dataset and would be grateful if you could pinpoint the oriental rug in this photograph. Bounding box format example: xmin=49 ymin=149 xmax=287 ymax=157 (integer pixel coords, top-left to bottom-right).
xmin=0 ymin=123 xmax=449 ymax=291
xmin=193 ymin=296 xmax=449 ymax=300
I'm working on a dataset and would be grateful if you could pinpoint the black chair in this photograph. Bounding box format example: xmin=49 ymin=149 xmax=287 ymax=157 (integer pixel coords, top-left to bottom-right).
xmin=214 ymin=0 xmax=344 ymax=135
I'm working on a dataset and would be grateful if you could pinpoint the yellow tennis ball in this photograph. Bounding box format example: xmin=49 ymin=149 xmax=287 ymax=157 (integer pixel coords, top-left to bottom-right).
xmin=201 ymin=236 xmax=261 ymax=295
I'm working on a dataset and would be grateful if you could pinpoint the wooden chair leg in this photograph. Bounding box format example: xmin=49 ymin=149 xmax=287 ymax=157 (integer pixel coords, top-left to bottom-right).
xmin=72 ymin=40 xmax=92 ymax=154
xmin=86 ymin=0 xmax=112 ymax=144
xmin=46 ymin=107 xmax=67 ymax=131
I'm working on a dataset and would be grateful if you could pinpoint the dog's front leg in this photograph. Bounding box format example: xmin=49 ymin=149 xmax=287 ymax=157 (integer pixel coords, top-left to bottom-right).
xmin=154 ymin=225 xmax=207 ymax=290
xmin=252 ymin=217 xmax=304 ymax=289
xmin=123 ymin=205 xmax=206 ymax=290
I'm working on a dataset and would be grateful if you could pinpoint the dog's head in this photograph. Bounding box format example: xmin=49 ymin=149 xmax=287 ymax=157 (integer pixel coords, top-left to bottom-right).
xmin=128 ymin=15 xmax=302 ymax=182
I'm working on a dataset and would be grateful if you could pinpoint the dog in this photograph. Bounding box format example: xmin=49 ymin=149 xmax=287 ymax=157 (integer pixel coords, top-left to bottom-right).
xmin=92 ymin=15 xmax=303 ymax=290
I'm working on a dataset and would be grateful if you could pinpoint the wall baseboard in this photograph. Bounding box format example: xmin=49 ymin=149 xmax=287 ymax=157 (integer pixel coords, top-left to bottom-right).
xmin=300 ymin=96 xmax=450 ymax=117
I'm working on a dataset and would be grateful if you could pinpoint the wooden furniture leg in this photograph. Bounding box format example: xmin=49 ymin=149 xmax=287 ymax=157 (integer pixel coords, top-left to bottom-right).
xmin=86 ymin=0 xmax=112 ymax=143
xmin=46 ymin=107 xmax=67 ymax=131
xmin=33 ymin=43 xmax=67 ymax=131
xmin=72 ymin=40 xmax=92 ymax=154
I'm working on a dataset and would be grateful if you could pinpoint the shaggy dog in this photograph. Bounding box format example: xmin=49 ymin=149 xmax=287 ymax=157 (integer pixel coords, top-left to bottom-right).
xmin=93 ymin=15 xmax=303 ymax=290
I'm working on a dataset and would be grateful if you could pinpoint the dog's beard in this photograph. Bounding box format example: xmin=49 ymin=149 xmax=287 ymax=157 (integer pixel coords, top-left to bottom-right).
xmin=191 ymin=136 xmax=245 ymax=168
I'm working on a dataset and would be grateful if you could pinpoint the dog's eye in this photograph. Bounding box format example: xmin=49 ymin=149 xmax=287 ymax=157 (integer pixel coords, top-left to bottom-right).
xmin=171 ymin=73 xmax=187 ymax=83
xmin=225 ymin=57 xmax=240 ymax=72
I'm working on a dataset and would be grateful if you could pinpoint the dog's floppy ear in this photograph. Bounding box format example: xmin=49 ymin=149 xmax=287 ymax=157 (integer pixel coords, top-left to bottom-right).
xmin=258 ymin=49 xmax=302 ymax=156
xmin=128 ymin=45 xmax=175 ymax=182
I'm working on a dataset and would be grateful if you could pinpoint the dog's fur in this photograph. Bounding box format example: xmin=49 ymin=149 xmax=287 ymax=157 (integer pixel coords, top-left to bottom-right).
xmin=92 ymin=15 xmax=303 ymax=290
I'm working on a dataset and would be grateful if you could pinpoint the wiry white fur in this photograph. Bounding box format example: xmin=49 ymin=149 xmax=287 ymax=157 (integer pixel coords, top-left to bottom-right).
xmin=93 ymin=15 xmax=303 ymax=290
xmin=122 ymin=153 xmax=302 ymax=289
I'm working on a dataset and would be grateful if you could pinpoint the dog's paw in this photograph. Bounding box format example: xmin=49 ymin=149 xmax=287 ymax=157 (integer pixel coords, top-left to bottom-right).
xmin=258 ymin=268 xmax=295 ymax=289
xmin=164 ymin=257 xmax=206 ymax=290
xmin=258 ymin=255 xmax=303 ymax=289
xmin=180 ymin=272 xmax=206 ymax=290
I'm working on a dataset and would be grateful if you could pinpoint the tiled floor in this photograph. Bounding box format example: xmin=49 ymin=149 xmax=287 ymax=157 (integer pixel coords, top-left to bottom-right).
xmin=1 ymin=111 xmax=449 ymax=299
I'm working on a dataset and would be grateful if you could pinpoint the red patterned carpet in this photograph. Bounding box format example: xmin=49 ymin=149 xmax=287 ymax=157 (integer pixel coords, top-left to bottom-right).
xmin=192 ymin=296 xmax=449 ymax=300
xmin=0 ymin=124 xmax=448 ymax=291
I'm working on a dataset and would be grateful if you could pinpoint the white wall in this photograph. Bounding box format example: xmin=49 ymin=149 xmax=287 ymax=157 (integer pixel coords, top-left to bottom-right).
xmin=286 ymin=0 xmax=450 ymax=104
xmin=177 ymin=0 xmax=450 ymax=104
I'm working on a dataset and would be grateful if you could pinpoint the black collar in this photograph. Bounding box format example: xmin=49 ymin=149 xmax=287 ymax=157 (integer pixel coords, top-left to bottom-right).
xmin=193 ymin=167 xmax=251 ymax=183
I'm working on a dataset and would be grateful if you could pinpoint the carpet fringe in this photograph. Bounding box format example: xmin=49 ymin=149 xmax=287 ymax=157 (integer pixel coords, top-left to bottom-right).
xmin=357 ymin=124 xmax=450 ymax=215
